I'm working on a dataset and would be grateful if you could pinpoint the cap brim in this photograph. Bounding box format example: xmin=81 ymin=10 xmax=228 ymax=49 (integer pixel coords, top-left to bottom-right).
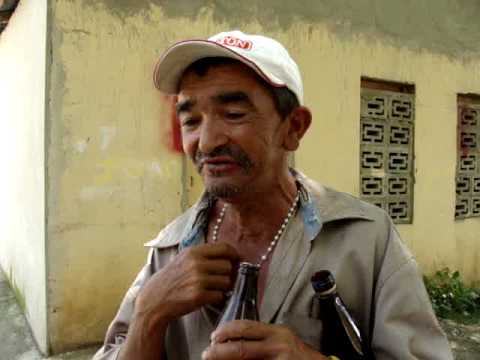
xmin=153 ymin=40 xmax=284 ymax=93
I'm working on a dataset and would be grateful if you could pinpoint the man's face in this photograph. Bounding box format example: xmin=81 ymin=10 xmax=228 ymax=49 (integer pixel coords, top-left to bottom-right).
xmin=177 ymin=62 xmax=288 ymax=199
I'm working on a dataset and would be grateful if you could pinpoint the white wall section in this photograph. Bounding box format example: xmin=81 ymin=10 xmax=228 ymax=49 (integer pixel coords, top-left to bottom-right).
xmin=0 ymin=0 xmax=48 ymax=353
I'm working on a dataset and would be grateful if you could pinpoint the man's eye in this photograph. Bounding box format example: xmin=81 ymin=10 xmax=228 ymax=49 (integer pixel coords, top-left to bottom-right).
xmin=181 ymin=117 xmax=200 ymax=127
xmin=225 ymin=112 xmax=245 ymax=120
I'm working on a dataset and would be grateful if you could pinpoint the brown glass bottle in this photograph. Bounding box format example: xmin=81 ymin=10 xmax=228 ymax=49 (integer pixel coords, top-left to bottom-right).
xmin=311 ymin=270 xmax=372 ymax=360
xmin=216 ymin=262 xmax=260 ymax=327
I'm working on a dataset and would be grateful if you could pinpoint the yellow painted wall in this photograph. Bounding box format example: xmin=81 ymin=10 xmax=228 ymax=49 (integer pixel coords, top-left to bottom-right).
xmin=0 ymin=0 xmax=48 ymax=353
xmin=45 ymin=0 xmax=480 ymax=352
xmin=46 ymin=1 xmax=187 ymax=353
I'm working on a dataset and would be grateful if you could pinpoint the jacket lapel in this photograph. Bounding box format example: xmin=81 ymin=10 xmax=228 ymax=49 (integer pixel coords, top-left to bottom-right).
xmin=260 ymin=215 xmax=311 ymax=323
xmin=260 ymin=177 xmax=375 ymax=323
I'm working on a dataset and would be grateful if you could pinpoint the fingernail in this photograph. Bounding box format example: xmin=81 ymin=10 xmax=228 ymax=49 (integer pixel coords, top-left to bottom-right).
xmin=210 ymin=332 xmax=217 ymax=342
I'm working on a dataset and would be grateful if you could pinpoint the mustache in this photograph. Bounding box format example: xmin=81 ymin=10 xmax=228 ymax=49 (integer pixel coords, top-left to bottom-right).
xmin=194 ymin=145 xmax=254 ymax=172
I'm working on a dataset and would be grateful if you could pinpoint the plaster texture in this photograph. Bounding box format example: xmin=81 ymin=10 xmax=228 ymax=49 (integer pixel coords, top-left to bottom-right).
xmin=46 ymin=0 xmax=184 ymax=353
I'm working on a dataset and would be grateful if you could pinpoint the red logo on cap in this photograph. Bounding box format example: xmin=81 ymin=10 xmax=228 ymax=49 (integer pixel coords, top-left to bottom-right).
xmin=216 ymin=36 xmax=252 ymax=50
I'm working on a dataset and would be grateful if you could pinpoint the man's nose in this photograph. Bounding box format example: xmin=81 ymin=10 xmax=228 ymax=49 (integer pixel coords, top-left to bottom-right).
xmin=198 ymin=116 xmax=228 ymax=155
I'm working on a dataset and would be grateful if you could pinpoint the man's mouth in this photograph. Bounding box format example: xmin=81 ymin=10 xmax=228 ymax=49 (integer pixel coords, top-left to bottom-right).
xmin=201 ymin=157 xmax=239 ymax=174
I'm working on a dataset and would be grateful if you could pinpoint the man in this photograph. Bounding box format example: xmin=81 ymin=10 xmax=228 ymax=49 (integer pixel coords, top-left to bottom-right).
xmin=94 ymin=31 xmax=452 ymax=359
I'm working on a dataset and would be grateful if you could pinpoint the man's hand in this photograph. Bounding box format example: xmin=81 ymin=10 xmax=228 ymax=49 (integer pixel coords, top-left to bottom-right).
xmin=202 ymin=320 xmax=328 ymax=360
xmin=135 ymin=243 xmax=239 ymax=330
xmin=119 ymin=243 xmax=238 ymax=360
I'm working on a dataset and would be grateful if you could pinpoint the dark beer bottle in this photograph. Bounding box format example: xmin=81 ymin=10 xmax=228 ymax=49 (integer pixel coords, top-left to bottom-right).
xmin=217 ymin=262 xmax=260 ymax=327
xmin=311 ymin=270 xmax=371 ymax=360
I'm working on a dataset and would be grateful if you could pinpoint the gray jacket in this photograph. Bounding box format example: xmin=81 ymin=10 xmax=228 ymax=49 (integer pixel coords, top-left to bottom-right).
xmin=94 ymin=173 xmax=453 ymax=359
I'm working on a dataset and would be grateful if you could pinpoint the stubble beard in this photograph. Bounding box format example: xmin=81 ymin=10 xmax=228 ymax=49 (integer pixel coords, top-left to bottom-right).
xmin=194 ymin=144 xmax=254 ymax=199
xmin=207 ymin=183 xmax=242 ymax=198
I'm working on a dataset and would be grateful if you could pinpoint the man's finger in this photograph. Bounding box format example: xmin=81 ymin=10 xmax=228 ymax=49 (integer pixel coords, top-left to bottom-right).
xmin=190 ymin=288 xmax=225 ymax=306
xmin=200 ymin=274 xmax=232 ymax=291
xmin=203 ymin=339 xmax=272 ymax=360
xmin=195 ymin=242 xmax=239 ymax=260
xmin=201 ymin=259 xmax=233 ymax=275
xmin=211 ymin=320 xmax=272 ymax=343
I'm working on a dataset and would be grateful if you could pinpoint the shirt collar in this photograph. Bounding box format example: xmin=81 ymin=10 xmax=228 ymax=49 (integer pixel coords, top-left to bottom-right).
xmin=145 ymin=170 xmax=374 ymax=249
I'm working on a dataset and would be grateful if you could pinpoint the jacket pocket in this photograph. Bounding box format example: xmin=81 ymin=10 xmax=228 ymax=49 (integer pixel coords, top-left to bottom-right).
xmin=278 ymin=312 xmax=323 ymax=351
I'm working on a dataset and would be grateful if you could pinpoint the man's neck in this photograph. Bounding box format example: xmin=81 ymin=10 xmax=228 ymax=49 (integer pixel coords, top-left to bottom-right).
xmin=214 ymin=171 xmax=298 ymax=242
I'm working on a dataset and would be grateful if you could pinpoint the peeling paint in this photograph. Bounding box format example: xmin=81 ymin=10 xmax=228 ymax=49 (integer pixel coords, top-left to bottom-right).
xmin=73 ymin=139 xmax=88 ymax=153
xmin=99 ymin=126 xmax=116 ymax=151
xmin=150 ymin=162 xmax=163 ymax=174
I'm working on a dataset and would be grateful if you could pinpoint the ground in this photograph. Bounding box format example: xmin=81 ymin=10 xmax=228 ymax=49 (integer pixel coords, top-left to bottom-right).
xmin=440 ymin=319 xmax=480 ymax=359
xmin=1 ymin=269 xmax=479 ymax=359
xmin=0 ymin=269 xmax=96 ymax=360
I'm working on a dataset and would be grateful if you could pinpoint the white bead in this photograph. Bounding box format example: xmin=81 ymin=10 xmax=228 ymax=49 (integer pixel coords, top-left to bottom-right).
xmin=267 ymin=247 xmax=272 ymax=252
xmin=261 ymin=255 xmax=267 ymax=261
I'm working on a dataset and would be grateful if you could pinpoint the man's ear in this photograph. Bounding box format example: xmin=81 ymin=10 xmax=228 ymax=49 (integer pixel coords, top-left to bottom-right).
xmin=282 ymin=106 xmax=312 ymax=151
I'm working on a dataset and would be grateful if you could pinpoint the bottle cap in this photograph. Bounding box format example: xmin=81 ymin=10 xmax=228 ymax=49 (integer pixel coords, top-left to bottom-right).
xmin=311 ymin=270 xmax=336 ymax=294
xmin=239 ymin=262 xmax=260 ymax=274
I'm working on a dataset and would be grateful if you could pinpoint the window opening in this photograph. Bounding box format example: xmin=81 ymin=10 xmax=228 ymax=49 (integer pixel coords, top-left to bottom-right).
xmin=455 ymin=94 xmax=480 ymax=219
xmin=360 ymin=78 xmax=415 ymax=224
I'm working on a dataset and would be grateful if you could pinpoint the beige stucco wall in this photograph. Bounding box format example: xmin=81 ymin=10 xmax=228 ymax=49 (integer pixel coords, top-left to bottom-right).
xmin=46 ymin=1 xmax=186 ymax=353
xmin=0 ymin=0 xmax=48 ymax=353
xmin=295 ymin=33 xmax=473 ymax=279
xmin=43 ymin=0 xmax=480 ymax=353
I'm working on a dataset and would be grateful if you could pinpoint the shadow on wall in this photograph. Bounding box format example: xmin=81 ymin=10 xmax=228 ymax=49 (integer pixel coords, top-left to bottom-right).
xmin=80 ymin=0 xmax=480 ymax=59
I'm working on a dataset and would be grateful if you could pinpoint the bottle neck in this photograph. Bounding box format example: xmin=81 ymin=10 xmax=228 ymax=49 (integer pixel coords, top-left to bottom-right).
xmin=316 ymin=283 xmax=337 ymax=299
xmin=233 ymin=267 xmax=259 ymax=301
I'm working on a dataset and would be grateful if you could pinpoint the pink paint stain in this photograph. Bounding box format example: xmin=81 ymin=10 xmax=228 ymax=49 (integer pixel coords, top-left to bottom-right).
xmin=161 ymin=95 xmax=183 ymax=154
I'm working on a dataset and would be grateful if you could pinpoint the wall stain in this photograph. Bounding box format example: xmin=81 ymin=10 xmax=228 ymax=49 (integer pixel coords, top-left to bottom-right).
xmin=75 ymin=0 xmax=480 ymax=59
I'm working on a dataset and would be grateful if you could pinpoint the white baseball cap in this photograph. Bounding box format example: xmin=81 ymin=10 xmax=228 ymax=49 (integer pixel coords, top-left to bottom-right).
xmin=153 ymin=30 xmax=304 ymax=105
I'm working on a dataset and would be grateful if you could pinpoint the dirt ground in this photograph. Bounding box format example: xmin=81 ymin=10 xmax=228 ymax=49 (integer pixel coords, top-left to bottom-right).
xmin=440 ymin=319 xmax=480 ymax=359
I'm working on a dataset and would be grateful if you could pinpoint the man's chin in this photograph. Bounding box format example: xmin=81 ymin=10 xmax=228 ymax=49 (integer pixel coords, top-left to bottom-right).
xmin=205 ymin=183 xmax=243 ymax=199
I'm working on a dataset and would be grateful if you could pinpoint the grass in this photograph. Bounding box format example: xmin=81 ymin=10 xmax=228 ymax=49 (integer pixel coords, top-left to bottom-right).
xmin=8 ymin=267 xmax=26 ymax=312
xmin=424 ymin=268 xmax=480 ymax=325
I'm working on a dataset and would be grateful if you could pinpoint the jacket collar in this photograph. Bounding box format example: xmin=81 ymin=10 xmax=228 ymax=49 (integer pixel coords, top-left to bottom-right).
xmin=145 ymin=171 xmax=374 ymax=249
xmin=297 ymin=172 xmax=375 ymax=223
